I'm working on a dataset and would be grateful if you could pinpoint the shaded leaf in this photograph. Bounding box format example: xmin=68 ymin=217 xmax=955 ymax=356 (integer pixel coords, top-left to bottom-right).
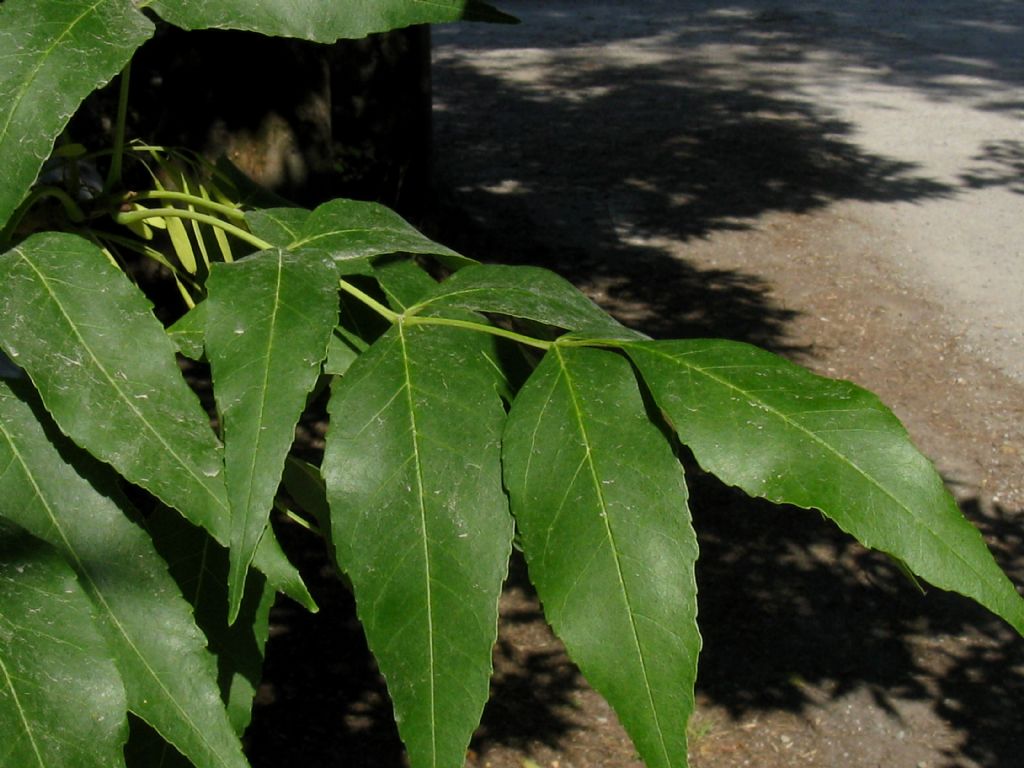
xmin=0 ymin=0 xmax=153 ymax=228
xmin=412 ymin=264 xmax=642 ymax=340
xmin=166 ymin=300 xmax=207 ymax=360
xmin=626 ymin=339 xmax=1024 ymax=635
xmin=325 ymin=326 xmax=366 ymax=377
xmin=245 ymin=207 xmax=310 ymax=248
xmin=503 ymin=346 xmax=699 ymax=768
xmin=205 ymin=248 xmax=337 ymax=619
xmin=0 ymin=518 xmax=127 ymax=768
xmin=148 ymin=507 xmax=276 ymax=735
xmin=282 ymin=457 xmax=332 ymax=548
xmin=0 ymin=232 xmax=314 ymax=611
xmin=149 ymin=0 xmax=516 ymax=43
xmin=323 ymin=321 xmax=513 ymax=768
xmin=0 ymin=381 xmax=249 ymax=768
xmin=374 ymin=257 xmax=438 ymax=310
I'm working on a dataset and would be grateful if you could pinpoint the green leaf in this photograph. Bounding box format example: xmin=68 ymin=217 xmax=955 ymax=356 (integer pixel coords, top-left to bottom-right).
xmin=0 ymin=232 xmax=227 ymax=534
xmin=626 ymin=339 xmax=1024 ymax=635
xmin=323 ymin=322 xmax=513 ymax=768
xmin=253 ymin=198 xmax=473 ymax=271
xmin=281 ymin=457 xmax=332 ymax=548
xmin=0 ymin=232 xmax=314 ymax=611
xmin=148 ymin=0 xmax=516 ymax=43
xmin=204 ymin=248 xmax=337 ymax=620
xmin=166 ymin=300 xmax=207 ymax=360
xmin=0 ymin=518 xmax=128 ymax=768
xmin=412 ymin=263 xmax=643 ymax=340
xmin=245 ymin=207 xmax=309 ymax=249
xmin=148 ymin=507 xmax=276 ymax=736
xmin=0 ymin=0 xmax=154 ymax=228
xmin=0 ymin=381 xmax=249 ymax=768
xmin=503 ymin=346 xmax=699 ymax=768
xmin=374 ymin=257 xmax=439 ymax=310
xmin=324 ymin=326 xmax=366 ymax=377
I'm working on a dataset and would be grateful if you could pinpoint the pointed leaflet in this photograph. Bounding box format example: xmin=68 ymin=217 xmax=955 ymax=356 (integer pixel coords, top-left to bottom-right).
xmin=0 ymin=519 xmax=127 ymax=768
xmin=412 ymin=264 xmax=643 ymax=341
xmin=626 ymin=339 xmax=1024 ymax=635
xmin=248 ymin=199 xmax=473 ymax=271
xmin=149 ymin=0 xmax=515 ymax=43
xmin=0 ymin=232 xmax=313 ymax=610
xmin=205 ymin=248 xmax=337 ymax=619
xmin=503 ymin=346 xmax=699 ymax=768
xmin=323 ymin=322 xmax=513 ymax=768
xmin=0 ymin=382 xmax=249 ymax=768
xmin=0 ymin=0 xmax=154 ymax=228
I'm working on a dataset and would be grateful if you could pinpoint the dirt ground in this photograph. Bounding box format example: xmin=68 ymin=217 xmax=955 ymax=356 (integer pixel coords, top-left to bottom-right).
xmin=247 ymin=3 xmax=1024 ymax=767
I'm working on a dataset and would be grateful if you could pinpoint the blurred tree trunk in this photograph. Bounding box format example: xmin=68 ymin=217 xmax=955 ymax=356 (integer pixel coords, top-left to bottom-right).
xmin=122 ymin=24 xmax=433 ymax=214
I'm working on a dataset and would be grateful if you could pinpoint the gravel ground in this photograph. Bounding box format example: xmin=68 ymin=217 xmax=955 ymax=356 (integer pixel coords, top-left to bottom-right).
xmin=247 ymin=3 xmax=1024 ymax=767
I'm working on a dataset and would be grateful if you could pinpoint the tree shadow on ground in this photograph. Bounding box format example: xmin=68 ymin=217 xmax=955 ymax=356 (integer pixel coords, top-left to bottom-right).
xmin=690 ymin=478 xmax=1024 ymax=768
xmin=247 ymin=5 xmax=1022 ymax=766
xmin=428 ymin=35 xmax=952 ymax=351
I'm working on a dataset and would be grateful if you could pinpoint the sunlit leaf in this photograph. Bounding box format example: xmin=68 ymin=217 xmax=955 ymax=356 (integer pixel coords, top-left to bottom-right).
xmin=0 ymin=518 xmax=127 ymax=768
xmin=323 ymin=321 xmax=513 ymax=768
xmin=503 ymin=346 xmax=699 ymax=768
xmin=0 ymin=232 xmax=314 ymax=611
xmin=412 ymin=263 xmax=642 ymax=340
xmin=0 ymin=382 xmax=249 ymax=768
xmin=149 ymin=0 xmax=516 ymax=43
xmin=254 ymin=198 xmax=473 ymax=271
xmin=626 ymin=339 xmax=1024 ymax=635
xmin=0 ymin=0 xmax=153 ymax=228
xmin=205 ymin=248 xmax=337 ymax=620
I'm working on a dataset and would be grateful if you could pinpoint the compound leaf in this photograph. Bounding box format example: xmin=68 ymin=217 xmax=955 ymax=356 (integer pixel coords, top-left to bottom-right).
xmin=205 ymin=248 xmax=337 ymax=621
xmin=323 ymin=321 xmax=513 ymax=768
xmin=503 ymin=346 xmax=699 ymax=768
xmin=148 ymin=0 xmax=515 ymax=44
xmin=0 ymin=232 xmax=314 ymax=612
xmin=412 ymin=264 xmax=642 ymax=341
xmin=0 ymin=381 xmax=249 ymax=768
xmin=0 ymin=0 xmax=154 ymax=228
xmin=0 ymin=518 xmax=127 ymax=768
xmin=626 ymin=339 xmax=1024 ymax=636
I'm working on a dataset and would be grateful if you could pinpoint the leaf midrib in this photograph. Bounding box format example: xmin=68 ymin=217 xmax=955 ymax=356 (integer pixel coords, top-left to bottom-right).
xmin=0 ymin=0 xmax=107 ymax=146
xmin=638 ymin=343 xmax=999 ymax=592
xmin=0 ymin=653 xmax=46 ymax=767
xmin=0 ymin=418 xmax=234 ymax=768
xmin=397 ymin=322 xmax=438 ymax=765
xmin=554 ymin=347 xmax=672 ymax=766
xmin=16 ymin=248 xmax=227 ymax=520
xmin=230 ymin=252 xmax=285 ymax=585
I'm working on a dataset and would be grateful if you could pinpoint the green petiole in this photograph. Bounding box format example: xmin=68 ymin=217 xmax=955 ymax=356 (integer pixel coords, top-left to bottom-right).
xmin=115 ymin=207 xmax=271 ymax=252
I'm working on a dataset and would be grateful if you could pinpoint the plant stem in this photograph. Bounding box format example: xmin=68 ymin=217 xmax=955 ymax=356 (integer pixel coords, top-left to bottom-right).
xmin=337 ymin=278 xmax=401 ymax=322
xmin=114 ymin=207 xmax=271 ymax=251
xmin=104 ymin=62 xmax=132 ymax=194
xmin=128 ymin=190 xmax=246 ymax=221
xmin=402 ymin=314 xmax=553 ymax=350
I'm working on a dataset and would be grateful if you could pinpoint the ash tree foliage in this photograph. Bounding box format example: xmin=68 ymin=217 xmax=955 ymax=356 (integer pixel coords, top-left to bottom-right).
xmin=0 ymin=1 xmax=1021 ymax=767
